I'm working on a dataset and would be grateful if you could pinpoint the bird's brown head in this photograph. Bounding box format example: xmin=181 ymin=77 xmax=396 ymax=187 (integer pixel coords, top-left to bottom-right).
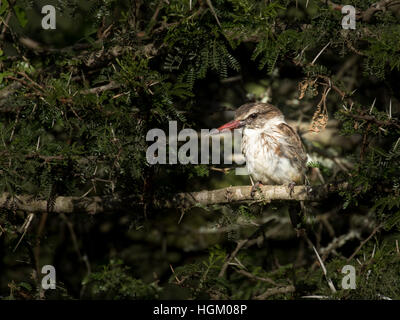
xmin=217 ymin=103 xmax=284 ymax=131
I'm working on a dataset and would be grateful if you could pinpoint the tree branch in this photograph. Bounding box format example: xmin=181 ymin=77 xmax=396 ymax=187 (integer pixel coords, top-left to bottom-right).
xmin=319 ymin=0 xmax=399 ymax=22
xmin=0 ymin=184 xmax=347 ymax=214
xmin=80 ymin=81 xmax=120 ymax=95
xmin=170 ymin=183 xmax=347 ymax=208
xmin=254 ymin=285 xmax=295 ymax=300
xmin=344 ymin=112 xmax=400 ymax=130
xmin=0 ymin=193 xmax=124 ymax=215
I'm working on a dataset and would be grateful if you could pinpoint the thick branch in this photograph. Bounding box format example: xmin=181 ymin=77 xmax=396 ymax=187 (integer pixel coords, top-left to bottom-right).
xmin=254 ymin=285 xmax=295 ymax=300
xmin=0 ymin=184 xmax=346 ymax=214
xmin=169 ymin=183 xmax=346 ymax=208
xmin=0 ymin=193 xmax=124 ymax=215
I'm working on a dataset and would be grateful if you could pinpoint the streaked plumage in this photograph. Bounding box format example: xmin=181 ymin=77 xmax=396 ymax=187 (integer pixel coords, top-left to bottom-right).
xmin=218 ymin=103 xmax=307 ymax=186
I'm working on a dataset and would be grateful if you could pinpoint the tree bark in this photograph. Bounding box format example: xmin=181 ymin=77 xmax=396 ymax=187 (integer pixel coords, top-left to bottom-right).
xmin=169 ymin=183 xmax=346 ymax=208
xmin=0 ymin=183 xmax=346 ymax=214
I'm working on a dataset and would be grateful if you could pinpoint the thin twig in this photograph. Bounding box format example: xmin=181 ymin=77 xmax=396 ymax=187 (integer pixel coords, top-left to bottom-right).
xmin=254 ymin=285 xmax=295 ymax=300
xmin=347 ymin=224 xmax=383 ymax=261
xmin=219 ymin=239 xmax=247 ymax=277
xmin=234 ymin=268 xmax=278 ymax=286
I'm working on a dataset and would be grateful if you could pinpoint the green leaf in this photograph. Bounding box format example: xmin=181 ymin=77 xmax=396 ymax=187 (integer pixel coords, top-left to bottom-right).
xmin=19 ymin=282 xmax=32 ymax=291
xmin=0 ymin=0 xmax=8 ymax=16
xmin=14 ymin=5 xmax=28 ymax=28
xmin=0 ymin=71 xmax=13 ymax=84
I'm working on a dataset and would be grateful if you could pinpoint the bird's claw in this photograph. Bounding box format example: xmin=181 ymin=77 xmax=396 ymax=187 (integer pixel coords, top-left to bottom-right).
xmin=288 ymin=182 xmax=296 ymax=198
xmin=251 ymin=181 xmax=263 ymax=198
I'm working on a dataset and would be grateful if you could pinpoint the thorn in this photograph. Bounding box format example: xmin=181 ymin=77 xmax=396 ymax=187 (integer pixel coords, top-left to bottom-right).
xmin=377 ymin=294 xmax=392 ymax=300
xmin=14 ymin=213 xmax=35 ymax=252
xmin=205 ymin=0 xmax=222 ymax=28
xmin=178 ymin=209 xmax=186 ymax=224
xmin=301 ymin=44 xmax=310 ymax=55
xmin=169 ymin=264 xmax=182 ymax=284
xmin=394 ymin=138 xmax=400 ymax=151
xmin=311 ymin=42 xmax=331 ymax=65
xmin=369 ymin=98 xmax=376 ymax=114
xmin=312 ymin=245 xmax=337 ymax=293
xmin=389 ymin=99 xmax=392 ymax=119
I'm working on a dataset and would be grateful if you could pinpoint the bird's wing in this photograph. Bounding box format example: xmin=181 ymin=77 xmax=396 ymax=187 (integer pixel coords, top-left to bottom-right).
xmin=276 ymin=123 xmax=308 ymax=171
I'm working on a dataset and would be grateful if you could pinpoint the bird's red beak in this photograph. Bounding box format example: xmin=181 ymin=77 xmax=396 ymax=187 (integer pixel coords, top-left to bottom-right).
xmin=217 ymin=120 xmax=244 ymax=132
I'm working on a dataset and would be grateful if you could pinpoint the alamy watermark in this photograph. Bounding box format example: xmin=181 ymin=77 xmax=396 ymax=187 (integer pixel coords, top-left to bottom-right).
xmin=146 ymin=121 xmax=248 ymax=175
xmin=41 ymin=265 xmax=56 ymax=290
xmin=35 ymin=3 xmax=355 ymax=33
xmin=341 ymin=5 xmax=356 ymax=30
xmin=341 ymin=264 xmax=356 ymax=289
xmin=41 ymin=5 xmax=56 ymax=30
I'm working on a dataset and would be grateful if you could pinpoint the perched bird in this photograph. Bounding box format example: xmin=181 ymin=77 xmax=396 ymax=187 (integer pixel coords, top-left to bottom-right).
xmin=217 ymin=102 xmax=308 ymax=197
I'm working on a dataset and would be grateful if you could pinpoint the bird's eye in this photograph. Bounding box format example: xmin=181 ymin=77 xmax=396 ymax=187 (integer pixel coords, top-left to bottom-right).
xmin=250 ymin=113 xmax=257 ymax=119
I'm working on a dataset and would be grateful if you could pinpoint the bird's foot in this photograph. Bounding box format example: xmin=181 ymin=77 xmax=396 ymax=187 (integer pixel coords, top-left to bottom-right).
xmin=303 ymin=175 xmax=312 ymax=194
xmin=288 ymin=181 xmax=296 ymax=198
xmin=250 ymin=181 xmax=263 ymax=198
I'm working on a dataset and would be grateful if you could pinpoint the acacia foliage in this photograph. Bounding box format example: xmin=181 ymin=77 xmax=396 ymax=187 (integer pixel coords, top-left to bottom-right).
xmin=0 ymin=0 xmax=400 ymax=300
